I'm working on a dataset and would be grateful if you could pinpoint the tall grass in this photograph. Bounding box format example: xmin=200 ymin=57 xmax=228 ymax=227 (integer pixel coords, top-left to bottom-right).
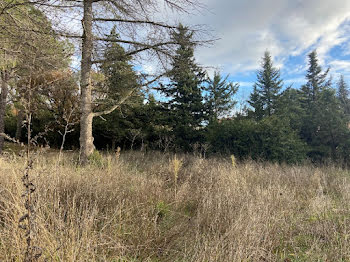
xmin=1 ymin=150 xmax=350 ymax=261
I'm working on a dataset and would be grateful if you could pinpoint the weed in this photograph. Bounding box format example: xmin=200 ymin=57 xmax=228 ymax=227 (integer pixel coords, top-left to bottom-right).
xmin=88 ymin=150 xmax=104 ymax=167
xmin=170 ymin=154 xmax=183 ymax=199
xmin=1 ymin=151 xmax=350 ymax=261
xmin=231 ymin=154 xmax=236 ymax=167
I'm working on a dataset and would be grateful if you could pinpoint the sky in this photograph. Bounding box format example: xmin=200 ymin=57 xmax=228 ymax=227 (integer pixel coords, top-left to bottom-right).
xmin=59 ymin=0 xmax=350 ymax=103
xmin=177 ymin=0 xmax=350 ymax=101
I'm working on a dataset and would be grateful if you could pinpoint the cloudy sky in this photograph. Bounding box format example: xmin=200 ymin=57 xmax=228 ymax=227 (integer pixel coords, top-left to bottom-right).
xmin=181 ymin=0 xmax=350 ymax=100
xmin=56 ymin=0 xmax=350 ymax=101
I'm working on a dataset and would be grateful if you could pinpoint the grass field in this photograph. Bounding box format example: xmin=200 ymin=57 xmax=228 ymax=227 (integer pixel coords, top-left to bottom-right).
xmin=1 ymin=147 xmax=350 ymax=261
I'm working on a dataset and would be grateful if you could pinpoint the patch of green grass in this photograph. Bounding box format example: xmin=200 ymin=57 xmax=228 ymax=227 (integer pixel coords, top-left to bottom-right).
xmin=155 ymin=200 xmax=170 ymax=222
xmin=88 ymin=150 xmax=104 ymax=167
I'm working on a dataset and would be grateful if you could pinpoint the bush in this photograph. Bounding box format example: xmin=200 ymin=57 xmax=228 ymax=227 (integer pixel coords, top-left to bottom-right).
xmin=207 ymin=116 xmax=307 ymax=163
xmin=88 ymin=150 xmax=104 ymax=167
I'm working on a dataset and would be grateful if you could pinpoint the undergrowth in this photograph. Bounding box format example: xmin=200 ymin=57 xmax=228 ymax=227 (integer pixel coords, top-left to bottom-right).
xmin=1 ymin=150 xmax=350 ymax=261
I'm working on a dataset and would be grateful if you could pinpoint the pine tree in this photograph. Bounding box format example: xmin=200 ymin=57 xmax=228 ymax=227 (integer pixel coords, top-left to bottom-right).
xmin=93 ymin=28 xmax=144 ymax=150
xmin=99 ymin=27 xmax=140 ymax=104
xmin=162 ymin=25 xmax=205 ymax=151
xmin=315 ymin=88 xmax=349 ymax=160
xmin=248 ymin=86 xmax=264 ymax=121
xmin=337 ymin=75 xmax=350 ymax=116
xmin=248 ymin=51 xmax=283 ymax=119
xmin=299 ymin=50 xmax=350 ymax=162
xmin=299 ymin=50 xmax=330 ymax=145
xmin=300 ymin=50 xmax=330 ymax=107
xmin=275 ymin=87 xmax=304 ymax=132
xmin=205 ymin=71 xmax=239 ymax=122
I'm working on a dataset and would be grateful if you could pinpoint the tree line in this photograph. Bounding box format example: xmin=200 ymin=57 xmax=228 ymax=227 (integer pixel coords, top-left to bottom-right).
xmin=1 ymin=1 xmax=350 ymax=165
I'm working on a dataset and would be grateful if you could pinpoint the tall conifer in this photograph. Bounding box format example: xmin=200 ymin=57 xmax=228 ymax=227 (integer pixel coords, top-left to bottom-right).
xmin=248 ymin=51 xmax=283 ymax=119
xmin=205 ymin=72 xmax=239 ymax=122
xmin=162 ymin=25 xmax=205 ymax=151
xmin=337 ymin=75 xmax=350 ymax=116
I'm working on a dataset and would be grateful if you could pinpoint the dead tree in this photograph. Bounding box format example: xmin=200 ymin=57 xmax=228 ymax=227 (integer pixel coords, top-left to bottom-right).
xmin=17 ymin=0 xmax=210 ymax=164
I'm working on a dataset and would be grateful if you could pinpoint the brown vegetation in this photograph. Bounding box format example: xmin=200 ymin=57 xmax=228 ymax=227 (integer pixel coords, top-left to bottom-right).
xmin=1 ymin=150 xmax=350 ymax=261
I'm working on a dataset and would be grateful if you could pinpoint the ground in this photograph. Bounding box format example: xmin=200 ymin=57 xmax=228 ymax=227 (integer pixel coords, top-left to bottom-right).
xmin=1 ymin=145 xmax=350 ymax=261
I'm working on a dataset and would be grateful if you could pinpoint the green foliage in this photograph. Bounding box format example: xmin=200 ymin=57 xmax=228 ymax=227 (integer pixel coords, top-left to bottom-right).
xmin=275 ymin=87 xmax=304 ymax=132
xmin=93 ymin=103 xmax=145 ymax=150
xmin=161 ymin=25 xmax=206 ymax=151
xmin=248 ymin=86 xmax=264 ymax=121
xmin=204 ymin=71 xmax=239 ymax=122
xmin=0 ymin=1 xmax=71 ymax=73
xmin=93 ymin=28 xmax=146 ymax=151
xmin=307 ymin=88 xmax=350 ymax=162
xmin=248 ymin=51 xmax=283 ymax=119
xmin=155 ymin=201 xmax=170 ymax=220
xmin=207 ymin=117 xmax=307 ymax=163
xmin=300 ymin=50 xmax=330 ymax=106
xmin=298 ymin=51 xmax=350 ymax=163
xmin=206 ymin=118 xmax=256 ymax=157
xmin=257 ymin=117 xmax=308 ymax=163
xmin=337 ymin=75 xmax=350 ymax=116
xmin=99 ymin=27 xmax=139 ymax=104
xmin=4 ymin=106 xmax=17 ymax=138
xmin=88 ymin=150 xmax=104 ymax=167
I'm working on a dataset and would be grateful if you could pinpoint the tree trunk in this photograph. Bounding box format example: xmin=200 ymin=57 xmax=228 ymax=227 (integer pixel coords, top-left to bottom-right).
xmin=58 ymin=124 xmax=68 ymax=164
xmin=79 ymin=0 xmax=95 ymax=164
xmin=111 ymin=139 xmax=116 ymax=151
xmin=0 ymin=71 xmax=9 ymax=154
xmin=15 ymin=109 xmax=24 ymax=141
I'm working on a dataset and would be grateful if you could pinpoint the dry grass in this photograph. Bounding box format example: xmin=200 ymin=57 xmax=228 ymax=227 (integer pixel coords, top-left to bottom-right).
xmin=1 ymin=150 xmax=350 ymax=261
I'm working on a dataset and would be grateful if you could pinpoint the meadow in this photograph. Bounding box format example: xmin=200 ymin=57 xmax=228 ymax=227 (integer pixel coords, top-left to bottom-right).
xmin=1 ymin=147 xmax=350 ymax=261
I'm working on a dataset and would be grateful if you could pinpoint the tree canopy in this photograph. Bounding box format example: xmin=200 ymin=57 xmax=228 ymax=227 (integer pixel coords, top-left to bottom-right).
xmin=1 ymin=3 xmax=350 ymax=166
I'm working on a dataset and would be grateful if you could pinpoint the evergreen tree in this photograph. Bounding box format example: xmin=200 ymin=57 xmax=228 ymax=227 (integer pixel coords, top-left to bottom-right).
xmin=337 ymin=75 xmax=350 ymax=116
xmin=300 ymin=50 xmax=330 ymax=107
xmin=299 ymin=50 xmax=330 ymax=145
xmin=205 ymin=71 xmax=239 ymax=122
xmin=248 ymin=51 xmax=283 ymax=119
xmin=93 ymin=28 xmax=145 ymax=150
xmin=275 ymin=87 xmax=304 ymax=132
xmin=248 ymin=86 xmax=264 ymax=121
xmin=311 ymin=88 xmax=349 ymax=161
xmin=162 ymin=25 xmax=206 ymax=151
xmin=98 ymin=27 xmax=140 ymax=105
xmin=299 ymin=50 xmax=350 ymax=162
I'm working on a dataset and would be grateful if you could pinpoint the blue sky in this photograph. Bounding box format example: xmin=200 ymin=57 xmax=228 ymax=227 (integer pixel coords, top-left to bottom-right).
xmin=178 ymin=0 xmax=350 ymax=102
xmin=63 ymin=0 xmax=350 ymax=104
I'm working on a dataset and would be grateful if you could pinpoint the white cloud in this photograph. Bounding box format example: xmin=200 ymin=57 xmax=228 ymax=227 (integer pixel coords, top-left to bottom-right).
xmin=182 ymin=0 xmax=350 ymax=75
xmin=142 ymin=64 xmax=156 ymax=75
xmin=239 ymin=81 xmax=254 ymax=87
xmin=50 ymin=0 xmax=350 ymax=82
xmin=284 ymin=77 xmax=305 ymax=85
xmin=329 ymin=60 xmax=350 ymax=74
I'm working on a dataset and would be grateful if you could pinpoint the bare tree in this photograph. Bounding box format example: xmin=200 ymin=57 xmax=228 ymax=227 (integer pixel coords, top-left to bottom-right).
xmin=1 ymin=0 xmax=209 ymax=163
xmin=12 ymin=0 xmax=208 ymax=164
xmin=44 ymin=71 xmax=80 ymax=162
xmin=57 ymin=108 xmax=79 ymax=163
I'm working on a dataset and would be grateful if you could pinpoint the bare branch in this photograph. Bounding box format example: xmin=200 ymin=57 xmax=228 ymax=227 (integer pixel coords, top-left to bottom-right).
xmin=93 ymin=17 xmax=178 ymax=29
xmin=0 ymin=132 xmax=23 ymax=145
xmin=92 ymin=87 xmax=135 ymax=117
xmin=92 ymin=73 xmax=165 ymax=117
